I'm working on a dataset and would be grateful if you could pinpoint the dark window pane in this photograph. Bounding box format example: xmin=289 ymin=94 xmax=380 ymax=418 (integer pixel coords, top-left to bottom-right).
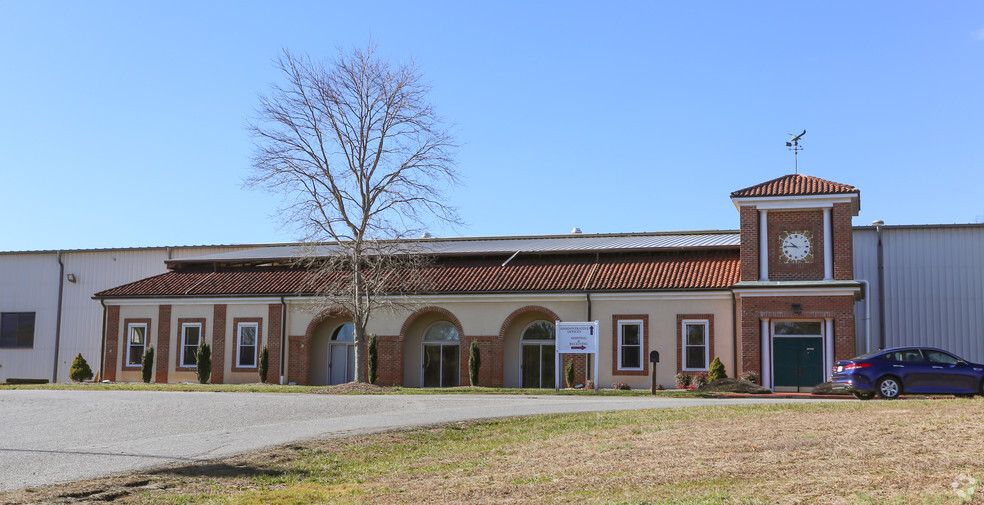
xmin=184 ymin=326 xmax=200 ymax=346
xmin=522 ymin=345 xmax=540 ymax=388
xmin=686 ymin=324 xmax=705 ymax=346
xmin=686 ymin=346 xmax=706 ymax=369
xmin=925 ymin=350 xmax=959 ymax=364
xmin=621 ymin=346 xmax=641 ymax=368
xmin=239 ymin=346 xmax=255 ymax=367
xmin=129 ymin=345 xmax=143 ymax=365
xmin=240 ymin=326 xmax=256 ymax=346
xmin=522 ymin=321 xmax=555 ymax=341
xmin=183 ymin=346 xmax=197 ymax=366
xmin=1 ymin=313 xmax=34 ymax=348
xmin=423 ymin=345 xmax=442 ymax=387
xmin=774 ymin=322 xmax=822 ymax=335
xmin=541 ymin=345 xmax=555 ymax=388
xmin=622 ymin=324 xmax=640 ymax=346
xmin=424 ymin=321 xmax=459 ymax=341
xmin=442 ymin=345 xmax=459 ymax=387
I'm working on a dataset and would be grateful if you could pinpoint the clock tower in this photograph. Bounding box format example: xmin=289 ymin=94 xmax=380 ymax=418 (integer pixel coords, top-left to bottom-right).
xmin=731 ymin=174 xmax=862 ymax=391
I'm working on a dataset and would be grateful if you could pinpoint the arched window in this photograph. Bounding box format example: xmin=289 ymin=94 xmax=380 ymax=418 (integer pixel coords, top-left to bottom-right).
xmin=423 ymin=321 xmax=460 ymax=341
xmin=521 ymin=320 xmax=555 ymax=341
xmin=331 ymin=323 xmax=355 ymax=342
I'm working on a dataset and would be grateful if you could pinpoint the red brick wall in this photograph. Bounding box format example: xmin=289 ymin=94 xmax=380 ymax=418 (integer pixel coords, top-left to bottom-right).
xmin=266 ymin=304 xmax=283 ymax=383
xmin=287 ymin=334 xmax=310 ymax=385
xmin=737 ymin=295 xmax=856 ymax=379
xmin=739 ymin=205 xmax=759 ymax=282
xmin=103 ymin=306 xmax=120 ymax=381
xmin=832 ymin=202 xmax=854 ymax=280
xmin=211 ymin=304 xmax=226 ymax=384
xmin=459 ymin=335 xmax=505 ymax=387
xmin=676 ymin=314 xmax=715 ymax=374
xmin=376 ymin=335 xmax=403 ymax=386
xmin=175 ymin=317 xmax=207 ymax=372
xmin=767 ymin=210 xmax=825 ymax=281
xmin=155 ymin=305 xmax=171 ymax=383
xmin=611 ymin=314 xmax=649 ymax=377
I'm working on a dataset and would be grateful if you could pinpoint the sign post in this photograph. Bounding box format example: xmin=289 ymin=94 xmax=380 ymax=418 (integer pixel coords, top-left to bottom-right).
xmin=555 ymin=321 xmax=600 ymax=393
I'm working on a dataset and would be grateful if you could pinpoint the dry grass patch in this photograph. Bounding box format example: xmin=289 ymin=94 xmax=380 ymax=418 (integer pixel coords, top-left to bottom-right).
xmin=3 ymin=400 xmax=983 ymax=504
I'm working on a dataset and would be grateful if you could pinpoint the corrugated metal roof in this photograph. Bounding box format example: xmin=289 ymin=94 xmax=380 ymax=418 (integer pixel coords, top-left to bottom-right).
xmin=167 ymin=231 xmax=741 ymax=266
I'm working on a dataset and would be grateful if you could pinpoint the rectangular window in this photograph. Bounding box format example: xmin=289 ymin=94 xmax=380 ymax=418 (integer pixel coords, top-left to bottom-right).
xmin=617 ymin=320 xmax=643 ymax=370
xmin=0 ymin=312 xmax=35 ymax=348
xmin=126 ymin=323 xmax=148 ymax=366
xmin=682 ymin=320 xmax=709 ymax=371
xmin=237 ymin=322 xmax=258 ymax=368
xmin=181 ymin=323 xmax=202 ymax=367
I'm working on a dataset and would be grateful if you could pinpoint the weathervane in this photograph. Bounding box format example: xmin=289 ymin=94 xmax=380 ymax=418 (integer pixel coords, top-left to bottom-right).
xmin=786 ymin=129 xmax=806 ymax=174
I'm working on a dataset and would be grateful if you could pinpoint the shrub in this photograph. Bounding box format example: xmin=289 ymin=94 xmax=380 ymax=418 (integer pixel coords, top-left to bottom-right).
xmin=468 ymin=339 xmax=481 ymax=386
xmin=674 ymin=372 xmax=692 ymax=388
xmin=258 ymin=346 xmax=269 ymax=383
xmin=564 ymin=359 xmax=575 ymax=388
xmin=196 ymin=340 xmax=211 ymax=384
xmin=141 ymin=346 xmax=154 ymax=383
xmin=740 ymin=372 xmax=759 ymax=384
xmin=708 ymin=356 xmax=727 ymax=382
xmin=692 ymin=372 xmax=709 ymax=388
xmin=69 ymin=353 xmax=93 ymax=382
xmin=367 ymin=333 xmax=378 ymax=384
xmin=653 ymin=383 xmax=665 ymax=391
xmin=611 ymin=382 xmax=631 ymax=390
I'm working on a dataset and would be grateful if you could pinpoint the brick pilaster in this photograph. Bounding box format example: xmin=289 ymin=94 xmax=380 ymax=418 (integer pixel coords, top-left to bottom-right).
xmin=103 ymin=305 xmax=120 ymax=381
xmin=212 ymin=304 xmax=226 ymax=384
xmin=155 ymin=305 xmax=171 ymax=383
xmin=267 ymin=303 xmax=283 ymax=383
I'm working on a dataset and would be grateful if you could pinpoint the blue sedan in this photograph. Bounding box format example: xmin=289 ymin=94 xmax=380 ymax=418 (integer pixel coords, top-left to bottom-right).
xmin=830 ymin=347 xmax=984 ymax=400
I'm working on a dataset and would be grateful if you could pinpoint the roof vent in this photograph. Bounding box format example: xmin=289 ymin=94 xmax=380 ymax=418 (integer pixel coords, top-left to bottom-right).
xmin=571 ymin=227 xmax=582 ymax=234
xmin=421 ymin=232 xmax=433 ymax=238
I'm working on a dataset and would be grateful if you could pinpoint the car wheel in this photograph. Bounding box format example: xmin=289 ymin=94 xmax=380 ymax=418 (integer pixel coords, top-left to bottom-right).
xmin=876 ymin=377 xmax=901 ymax=399
xmin=852 ymin=391 xmax=875 ymax=401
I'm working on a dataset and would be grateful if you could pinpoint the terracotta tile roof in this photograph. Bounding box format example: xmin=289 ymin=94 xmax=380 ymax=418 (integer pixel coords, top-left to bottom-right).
xmin=94 ymin=250 xmax=741 ymax=298
xmin=730 ymin=174 xmax=858 ymax=198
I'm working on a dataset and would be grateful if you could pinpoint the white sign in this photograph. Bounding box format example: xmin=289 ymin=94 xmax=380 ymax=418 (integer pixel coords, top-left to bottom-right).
xmin=556 ymin=321 xmax=598 ymax=353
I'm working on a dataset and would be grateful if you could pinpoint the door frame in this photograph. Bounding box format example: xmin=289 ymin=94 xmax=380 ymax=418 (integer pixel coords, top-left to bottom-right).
xmin=420 ymin=342 xmax=460 ymax=388
xmin=761 ymin=318 xmax=835 ymax=390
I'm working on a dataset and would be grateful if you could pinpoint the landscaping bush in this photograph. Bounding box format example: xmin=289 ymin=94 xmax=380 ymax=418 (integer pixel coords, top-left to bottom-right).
xmin=141 ymin=346 xmax=154 ymax=383
xmin=69 ymin=353 xmax=93 ymax=382
xmin=611 ymin=382 xmax=631 ymax=390
xmin=196 ymin=340 xmax=211 ymax=384
xmin=653 ymin=383 xmax=665 ymax=391
xmin=674 ymin=372 xmax=692 ymax=388
xmin=740 ymin=372 xmax=758 ymax=384
xmin=692 ymin=372 xmax=709 ymax=388
xmin=258 ymin=346 xmax=269 ymax=383
xmin=708 ymin=356 xmax=727 ymax=382
xmin=564 ymin=359 xmax=575 ymax=388
xmin=468 ymin=339 xmax=481 ymax=386
xmin=368 ymin=333 xmax=378 ymax=384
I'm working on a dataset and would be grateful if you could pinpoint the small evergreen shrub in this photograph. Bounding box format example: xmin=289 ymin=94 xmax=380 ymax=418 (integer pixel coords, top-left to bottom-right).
xmin=564 ymin=359 xmax=575 ymax=388
xmin=611 ymin=382 xmax=631 ymax=390
xmin=692 ymin=372 xmax=709 ymax=388
xmin=367 ymin=333 xmax=378 ymax=384
xmin=740 ymin=372 xmax=759 ymax=384
xmin=708 ymin=356 xmax=727 ymax=383
xmin=674 ymin=372 xmax=693 ymax=388
xmin=69 ymin=353 xmax=93 ymax=382
xmin=141 ymin=346 xmax=154 ymax=383
xmin=258 ymin=346 xmax=269 ymax=383
xmin=196 ymin=340 xmax=211 ymax=384
xmin=468 ymin=339 xmax=481 ymax=386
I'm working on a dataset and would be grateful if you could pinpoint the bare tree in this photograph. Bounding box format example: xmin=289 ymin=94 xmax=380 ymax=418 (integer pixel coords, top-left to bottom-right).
xmin=247 ymin=46 xmax=460 ymax=383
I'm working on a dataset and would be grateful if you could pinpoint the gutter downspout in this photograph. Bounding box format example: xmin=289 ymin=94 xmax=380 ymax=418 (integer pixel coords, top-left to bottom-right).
xmin=52 ymin=251 xmax=65 ymax=383
xmin=859 ymin=280 xmax=872 ymax=353
xmin=280 ymin=295 xmax=287 ymax=385
xmin=731 ymin=291 xmax=738 ymax=377
xmin=875 ymin=222 xmax=886 ymax=350
xmin=99 ymin=299 xmax=107 ymax=382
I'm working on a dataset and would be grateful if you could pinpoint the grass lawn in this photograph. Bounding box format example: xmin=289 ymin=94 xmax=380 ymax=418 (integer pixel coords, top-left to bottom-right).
xmin=2 ymin=399 xmax=981 ymax=504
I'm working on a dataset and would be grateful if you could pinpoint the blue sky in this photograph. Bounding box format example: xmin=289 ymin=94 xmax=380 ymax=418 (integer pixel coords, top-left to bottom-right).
xmin=2 ymin=1 xmax=983 ymax=251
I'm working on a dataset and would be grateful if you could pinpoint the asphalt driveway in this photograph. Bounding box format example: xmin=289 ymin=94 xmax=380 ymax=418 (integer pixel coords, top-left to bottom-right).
xmin=0 ymin=390 xmax=825 ymax=492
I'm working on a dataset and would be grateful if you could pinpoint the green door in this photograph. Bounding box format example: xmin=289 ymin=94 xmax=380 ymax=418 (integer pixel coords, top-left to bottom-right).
xmin=773 ymin=337 xmax=823 ymax=392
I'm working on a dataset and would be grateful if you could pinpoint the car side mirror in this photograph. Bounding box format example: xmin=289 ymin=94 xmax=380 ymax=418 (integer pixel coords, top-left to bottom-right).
xmin=957 ymin=360 xmax=967 ymax=366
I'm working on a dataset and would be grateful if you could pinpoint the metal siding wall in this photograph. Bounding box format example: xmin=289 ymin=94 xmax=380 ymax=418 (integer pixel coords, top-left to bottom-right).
xmin=852 ymin=229 xmax=878 ymax=355
xmin=855 ymin=226 xmax=984 ymax=363
xmin=0 ymin=253 xmax=60 ymax=382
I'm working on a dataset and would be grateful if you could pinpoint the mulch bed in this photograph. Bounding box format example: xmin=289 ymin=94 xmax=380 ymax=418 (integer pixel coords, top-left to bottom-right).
xmin=695 ymin=378 xmax=772 ymax=394
xmin=316 ymin=381 xmax=397 ymax=394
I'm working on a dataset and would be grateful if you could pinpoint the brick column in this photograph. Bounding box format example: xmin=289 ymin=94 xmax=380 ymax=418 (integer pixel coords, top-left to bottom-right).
xmin=212 ymin=304 xmax=226 ymax=384
xmin=103 ymin=305 xmax=120 ymax=381
xmin=155 ymin=305 xmax=171 ymax=383
xmin=287 ymin=335 xmax=310 ymax=385
xmin=267 ymin=303 xmax=283 ymax=383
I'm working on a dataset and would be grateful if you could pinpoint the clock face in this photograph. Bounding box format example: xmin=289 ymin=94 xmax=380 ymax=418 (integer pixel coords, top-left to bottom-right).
xmin=779 ymin=231 xmax=813 ymax=263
